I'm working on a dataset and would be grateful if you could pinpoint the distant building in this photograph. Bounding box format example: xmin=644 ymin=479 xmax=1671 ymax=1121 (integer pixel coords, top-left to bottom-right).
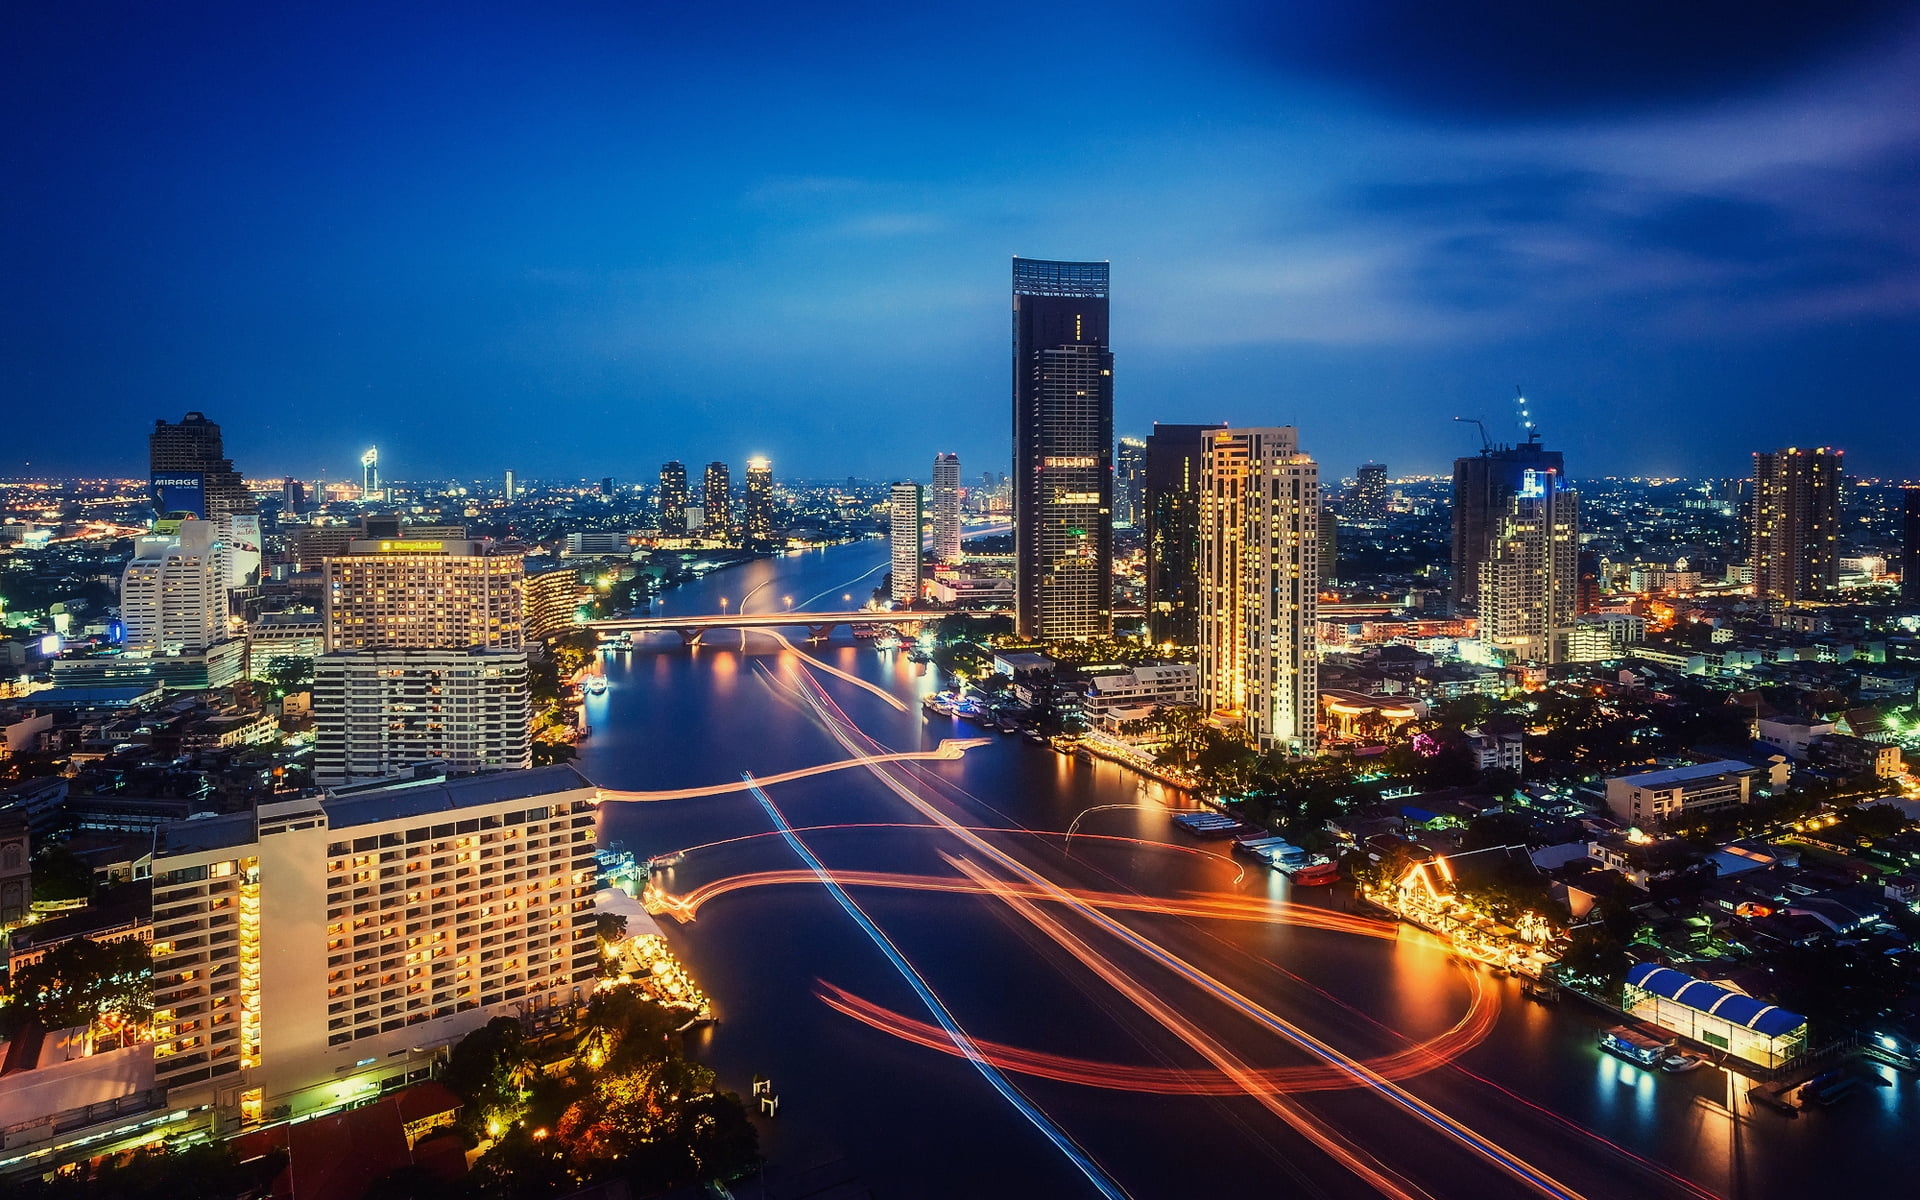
xmin=150 ymin=411 xmax=254 ymax=520
xmin=1902 ymin=489 xmax=1919 ymax=607
xmin=1114 ymin=437 xmax=1147 ymax=529
xmin=889 ymin=483 xmax=923 ymax=604
xmin=1451 ymin=439 xmax=1565 ymax=617
xmin=658 ymin=462 xmax=689 ymax=535
xmin=1604 ymin=761 xmax=1759 ymax=827
xmin=1756 ymin=715 xmax=1837 ymax=761
xmin=744 ymin=457 xmax=775 ymax=545
xmin=504 ymin=469 xmax=517 ymax=501
xmin=1012 ymin=257 xmax=1112 ymax=640
xmin=1750 ymin=446 xmax=1842 ymax=602
xmin=1349 ymin=462 xmax=1388 ymax=523
xmin=1143 ymin=423 xmax=1222 ymax=647
xmin=1566 ymin=613 xmax=1646 ymax=662
xmin=931 ymin=453 xmax=962 ymax=562
xmin=526 ymin=563 xmax=587 ymax=641
xmin=147 ymin=767 xmax=600 ymax=1128
xmin=564 ymin=531 xmax=630 ymax=557
xmin=703 ymin=462 xmax=733 ymax=542
xmin=313 ymin=649 xmax=532 ymax=784
xmin=1808 ymin=732 xmax=1903 ymax=779
xmin=1473 ymin=443 xmax=1578 ymax=665
xmin=1199 ymin=427 xmax=1319 ymax=754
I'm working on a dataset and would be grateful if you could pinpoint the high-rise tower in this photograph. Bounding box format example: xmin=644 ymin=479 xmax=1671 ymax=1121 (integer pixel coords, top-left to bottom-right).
xmin=1451 ymin=439 xmax=1565 ymax=616
xmin=1350 ymin=463 xmax=1389 ymax=523
xmin=1198 ymin=427 xmax=1319 ymax=754
xmin=703 ymin=462 xmax=734 ymax=542
xmin=149 ymin=411 xmax=254 ymax=520
xmin=1012 ymin=257 xmax=1113 ymax=639
xmin=1903 ymin=489 xmax=1920 ymax=608
xmin=890 ymin=483 xmax=924 ymax=605
xmin=744 ymin=457 xmax=775 ymax=545
xmin=658 ymin=462 xmax=690 ymax=535
xmin=1750 ymin=447 xmax=1843 ymax=602
xmin=1144 ymin=423 xmax=1223 ymax=647
xmin=1115 ymin=437 xmax=1147 ymax=529
xmin=931 ymin=453 xmax=962 ymax=562
xmin=1476 ymin=471 xmax=1579 ymax=665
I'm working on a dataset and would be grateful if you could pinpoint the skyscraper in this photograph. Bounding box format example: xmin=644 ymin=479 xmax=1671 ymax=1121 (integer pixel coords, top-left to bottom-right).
xmin=1451 ymin=439 xmax=1566 ymax=616
xmin=890 ymin=482 xmax=924 ymax=605
xmin=1012 ymin=257 xmax=1113 ymax=640
xmin=1750 ymin=447 xmax=1843 ymax=602
xmin=504 ymin=469 xmax=517 ymax=502
xmin=1144 ymin=423 xmax=1222 ymax=647
xmin=931 ymin=453 xmax=962 ymax=562
xmin=744 ymin=457 xmax=775 ymax=545
xmin=323 ymin=539 xmax=525 ymax=652
xmin=1476 ymin=469 xmax=1579 ymax=665
xmin=149 ymin=411 xmax=253 ymax=520
xmin=281 ymin=477 xmax=306 ymax=516
xmin=1115 ymin=437 xmax=1147 ymax=529
xmin=1903 ymin=490 xmax=1920 ymax=608
xmin=703 ymin=462 xmax=733 ymax=542
xmin=361 ymin=447 xmax=381 ymax=499
xmin=1350 ymin=462 xmax=1388 ymax=523
xmin=1198 ymin=427 xmax=1319 ymax=754
xmin=658 ymin=462 xmax=689 ymax=535
xmin=121 ymin=519 xmax=223 ymax=653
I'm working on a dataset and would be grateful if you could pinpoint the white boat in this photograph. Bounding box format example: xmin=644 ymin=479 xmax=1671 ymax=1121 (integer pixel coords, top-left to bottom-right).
xmin=587 ymin=676 xmax=607 ymax=695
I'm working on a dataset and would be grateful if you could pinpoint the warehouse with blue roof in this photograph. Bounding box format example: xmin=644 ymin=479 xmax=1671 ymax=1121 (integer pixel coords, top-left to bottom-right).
xmin=1623 ymin=963 xmax=1808 ymax=1068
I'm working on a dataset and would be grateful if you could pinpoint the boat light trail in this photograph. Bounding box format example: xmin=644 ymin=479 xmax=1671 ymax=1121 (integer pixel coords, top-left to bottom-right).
xmin=743 ymin=775 xmax=1132 ymax=1200
xmin=597 ymin=740 xmax=991 ymax=801
xmin=749 ymin=627 xmax=907 ymax=710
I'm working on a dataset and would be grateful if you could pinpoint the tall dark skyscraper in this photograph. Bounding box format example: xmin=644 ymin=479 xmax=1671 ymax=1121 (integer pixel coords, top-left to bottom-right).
xmin=744 ymin=457 xmax=775 ymax=546
xmin=703 ymin=462 xmax=733 ymax=541
xmin=658 ymin=461 xmax=689 ymax=534
xmin=149 ymin=411 xmax=253 ymax=519
xmin=1903 ymin=490 xmax=1920 ymax=608
xmin=1144 ymin=422 xmax=1223 ymax=647
xmin=1115 ymin=436 xmax=1147 ymax=529
xmin=1750 ymin=447 xmax=1843 ymax=602
xmin=1450 ymin=438 xmax=1565 ymax=616
xmin=1350 ymin=462 xmax=1389 ymax=523
xmin=1012 ymin=257 xmax=1112 ymax=639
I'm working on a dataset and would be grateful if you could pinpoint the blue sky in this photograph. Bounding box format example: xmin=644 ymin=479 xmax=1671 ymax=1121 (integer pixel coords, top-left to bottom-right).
xmin=5 ymin=1 xmax=1917 ymax=483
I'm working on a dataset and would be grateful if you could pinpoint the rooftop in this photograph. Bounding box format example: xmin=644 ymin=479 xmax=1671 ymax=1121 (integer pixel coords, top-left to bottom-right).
xmin=1625 ymin=963 xmax=1805 ymax=1038
xmin=1610 ymin=760 xmax=1756 ymax=789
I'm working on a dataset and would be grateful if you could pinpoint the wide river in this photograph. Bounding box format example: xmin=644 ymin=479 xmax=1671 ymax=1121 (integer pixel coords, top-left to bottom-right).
xmin=581 ymin=539 xmax=1913 ymax=1200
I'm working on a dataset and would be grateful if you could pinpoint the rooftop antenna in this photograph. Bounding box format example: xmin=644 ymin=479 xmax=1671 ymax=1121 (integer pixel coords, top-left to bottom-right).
xmin=1515 ymin=385 xmax=1539 ymax=444
xmin=1453 ymin=416 xmax=1492 ymax=454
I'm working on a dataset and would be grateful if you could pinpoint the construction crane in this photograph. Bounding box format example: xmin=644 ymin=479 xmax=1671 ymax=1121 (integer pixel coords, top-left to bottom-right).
xmin=1515 ymin=385 xmax=1540 ymax=443
xmin=1453 ymin=416 xmax=1492 ymax=453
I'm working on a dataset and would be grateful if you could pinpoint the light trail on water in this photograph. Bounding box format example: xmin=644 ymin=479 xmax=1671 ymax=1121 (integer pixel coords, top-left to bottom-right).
xmin=596 ymin=740 xmax=991 ymax=801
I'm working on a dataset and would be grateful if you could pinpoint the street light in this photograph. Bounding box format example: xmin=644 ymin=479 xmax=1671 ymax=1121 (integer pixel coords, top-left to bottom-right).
xmin=719 ymin=597 xmax=729 ymax=614
xmin=783 ymin=596 xmax=793 ymax=610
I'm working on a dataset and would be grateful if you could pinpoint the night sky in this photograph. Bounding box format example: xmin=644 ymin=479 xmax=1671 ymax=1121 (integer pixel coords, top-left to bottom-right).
xmin=5 ymin=2 xmax=1917 ymax=483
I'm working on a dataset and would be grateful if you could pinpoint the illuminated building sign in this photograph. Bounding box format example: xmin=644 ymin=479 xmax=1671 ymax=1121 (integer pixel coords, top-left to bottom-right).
xmin=1519 ymin=469 xmax=1548 ymax=499
xmin=1056 ymin=492 xmax=1102 ymax=505
xmin=151 ymin=472 xmax=206 ymax=518
xmin=1043 ymin=456 xmax=1097 ymax=469
xmin=376 ymin=540 xmax=448 ymax=553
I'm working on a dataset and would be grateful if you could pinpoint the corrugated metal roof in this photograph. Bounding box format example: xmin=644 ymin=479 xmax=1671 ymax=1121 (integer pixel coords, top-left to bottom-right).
xmin=1625 ymin=963 xmax=1805 ymax=1038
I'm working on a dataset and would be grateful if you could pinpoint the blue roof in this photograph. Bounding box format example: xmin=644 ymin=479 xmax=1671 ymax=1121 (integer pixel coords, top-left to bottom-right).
xmin=1625 ymin=963 xmax=1806 ymax=1038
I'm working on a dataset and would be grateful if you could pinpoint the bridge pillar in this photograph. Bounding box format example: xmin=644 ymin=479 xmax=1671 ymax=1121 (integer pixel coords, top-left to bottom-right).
xmin=805 ymin=624 xmax=834 ymax=642
xmin=675 ymin=628 xmax=705 ymax=646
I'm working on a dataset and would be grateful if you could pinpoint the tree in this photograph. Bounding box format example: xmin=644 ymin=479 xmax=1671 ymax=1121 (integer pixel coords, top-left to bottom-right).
xmin=3 ymin=936 xmax=151 ymax=1035
xmin=556 ymin=1058 xmax=758 ymax=1185
xmin=30 ymin=843 xmax=93 ymax=904
xmin=442 ymin=1016 xmax=537 ymax=1135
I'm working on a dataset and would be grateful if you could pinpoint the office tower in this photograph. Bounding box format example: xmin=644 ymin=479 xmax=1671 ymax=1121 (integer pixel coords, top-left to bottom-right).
xmin=314 ymin=649 xmax=533 ymax=782
xmin=1318 ymin=507 xmax=1340 ymax=586
xmin=1451 ymin=439 xmax=1566 ymax=615
xmin=890 ymin=483 xmax=924 ymax=604
xmin=1904 ymin=490 xmax=1920 ymax=607
xmin=1477 ymin=469 xmax=1579 ymax=665
xmin=323 ymin=539 xmax=525 ymax=652
xmin=1144 ymin=423 xmax=1223 ymax=646
xmin=361 ymin=447 xmax=380 ymax=499
xmin=147 ymin=767 xmax=599 ymax=1126
xmin=504 ymin=469 xmax=517 ymax=501
xmin=121 ymin=519 xmax=223 ymax=653
xmin=600 ymin=476 xmax=614 ymax=498
xmin=150 ymin=411 xmax=254 ymax=520
xmin=1750 ymin=447 xmax=1843 ymax=602
xmin=658 ymin=462 xmax=690 ymax=535
xmin=744 ymin=457 xmax=775 ymax=544
xmin=703 ymin=462 xmax=733 ymax=542
xmin=1350 ymin=463 xmax=1389 ymax=523
xmin=1198 ymin=427 xmax=1319 ymax=754
xmin=1115 ymin=437 xmax=1147 ymax=529
xmin=932 ymin=453 xmax=962 ymax=562
xmin=1012 ymin=257 xmax=1113 ymax=639
xmin=282 ymin=477 xmax=306 ymax=515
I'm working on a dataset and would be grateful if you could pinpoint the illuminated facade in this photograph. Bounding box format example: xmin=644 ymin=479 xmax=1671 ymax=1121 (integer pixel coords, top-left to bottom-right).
xmin=323 ymin=539 xmax=525 ymax=652
xmin=1114 ymin=437 xmax=1146 ymax=529
xmin=1198 ymin=427 xmax=1319 ymax=754
xmin=889 ymin=483 xmax=923 ymax=604
xmin=526 ymin=563 xmax=587 ymax=641
xmin=312 ymin=649 xmax=533 ymax=784
xmin=931 ymin=452 xmax=962 ymax=562
xmin=1450 ymin=440 xmax=1565 ymax=616
xmin=658 ymin=462 xmax=689 ymax=535
xmin=1750 ymin=446 xmax=1842 ymax=601
xmin=148 ymin=767 xmax=600 ymax=1127
xmin=1349 ymin=463 xmax=1388 ymax=523
xmin=1475 ymin=467 xmax=1578 ymax=665
xmin=1144 ymin=423 xmax=1222 ymax=647
xmin=703 ymin=461 xmax=733 ymax=543
xmin=1012 ymin=257 xmax=1113 ymax=640
xmin=121 ymin=519 xmax=223 ymax=654
xmin=1623 ymin=964 xmax=1806 ymax=1069
xmin=744 ymin=457 xmax=775 ymax=544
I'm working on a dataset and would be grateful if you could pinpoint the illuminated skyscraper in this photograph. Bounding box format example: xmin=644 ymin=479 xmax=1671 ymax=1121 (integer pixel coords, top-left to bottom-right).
xmin=1115 ymin=436 xmax=1147 ymax=529
xmin=1350 ymin=462 xmax=1388 ymax=523
xmin=890 ymin=483 xmax=924 ymax=604
xmin=658 ymin=462 xmax=689 ymax=535
xmin=322 ymin=539 xmax=525 ymax=652
xmin=1012 ymin=257 xmax=1112 ymax=639
xmin=121 ymin=519 xmax=223 ymax=653
xmin=360 ymin=447 xmax=380 ymax=500
xmin=149 ymin=411 xmax=253 ymax=520
xmin=1451 ymin=439 xmax=1565 ymax=616
xmin=703 ymin=462 xmax=733 ymax=542
xmin=1750 ymin=447 xmax=1843 ymax=602
xmin=1198 ymin=427 xmax=1319 ymax=754
xmin=1476 ymin=471 xmax=1579 ymax=665
xmin=931 ymin=452 xmax=962 ymax=562
xmin=744 ymin=457 xmax=775 ymax=545
xmin=504 ymin=469 xmax=517 ymax=501
xmin=1903 ymin=490 xmax=1920 ymax=608
xmin=1144 ymin=423 xmax=1222 ymax=646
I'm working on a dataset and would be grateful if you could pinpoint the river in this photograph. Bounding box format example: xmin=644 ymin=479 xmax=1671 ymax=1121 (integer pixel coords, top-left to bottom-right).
xmin=580 ymin=539 xmax=1915 ymax=1200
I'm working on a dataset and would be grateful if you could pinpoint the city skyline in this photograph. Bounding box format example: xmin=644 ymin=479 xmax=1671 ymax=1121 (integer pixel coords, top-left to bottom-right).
xmin=6 ymin=4 xmax=1918 ymax=482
